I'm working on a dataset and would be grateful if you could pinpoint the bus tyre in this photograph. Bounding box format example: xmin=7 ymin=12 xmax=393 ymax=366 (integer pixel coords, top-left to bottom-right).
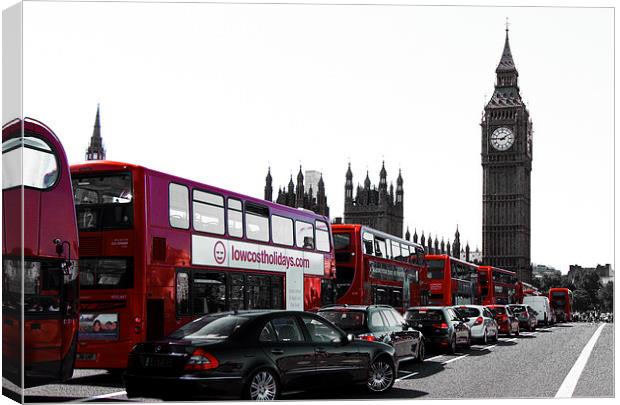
xmin=416 ymin=340 xmax=425 ymax=363
xmin=366 ymin=356 xmax=395 ymax=393
xmin=245 ymin=368 xmax=280 ymax=401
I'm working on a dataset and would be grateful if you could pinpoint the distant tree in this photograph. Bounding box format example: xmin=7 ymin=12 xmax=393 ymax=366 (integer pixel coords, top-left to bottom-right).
xmin=598 ymin=281 xmax=613 ymax=312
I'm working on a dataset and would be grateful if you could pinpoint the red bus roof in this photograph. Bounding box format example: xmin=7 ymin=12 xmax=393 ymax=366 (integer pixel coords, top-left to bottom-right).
xmin=71 ymin=160 xmax=330 ymax=223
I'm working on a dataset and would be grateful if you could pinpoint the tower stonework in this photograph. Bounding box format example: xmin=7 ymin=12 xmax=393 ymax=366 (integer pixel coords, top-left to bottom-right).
xmin=86 ymin=105 xmax=106 ymax=161
xmin=343 ymin=162 xmax=404 ymax=238
xmin=481 ymin=27 xmax=533 ymax=282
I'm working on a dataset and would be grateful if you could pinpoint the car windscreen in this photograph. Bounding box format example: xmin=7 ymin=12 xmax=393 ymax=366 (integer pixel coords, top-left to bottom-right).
xmin=406 ymin=309 xmax=445 ymax=322
xmin=168 ymin=314 xmax=249 ymax=340
xmin=455 ymin=307 xmax=480 ymax=317
xmin=318 ymin=310 xmax=365 ymax=332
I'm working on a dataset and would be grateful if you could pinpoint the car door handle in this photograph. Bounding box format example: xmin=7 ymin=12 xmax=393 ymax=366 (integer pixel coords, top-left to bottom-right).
xmin=271 ymin=349 xmax=284 ymax=355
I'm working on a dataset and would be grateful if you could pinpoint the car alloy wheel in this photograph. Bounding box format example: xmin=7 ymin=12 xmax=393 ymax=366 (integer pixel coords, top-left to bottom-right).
xmin=367 ymin=358 xmax=395 ymax=393
xmin=416 ymin=340 xmax=425 ymax=363
xmin=248 ymin=370 xmax=279 ymax=401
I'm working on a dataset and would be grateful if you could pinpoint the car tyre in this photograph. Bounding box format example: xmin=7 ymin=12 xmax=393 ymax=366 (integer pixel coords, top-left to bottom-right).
xmin=244 ymin=368 xmax=280 ymax=401
xmin=124 ymin=381 xmax=142 ymax=399
xmin=366 ymin=356 xmax=395 ymax=393
xmin=482 ymin=329 xmax=488 ymax=344
xmin=416 ymin=339 xmax=425 ymax=363
xmin=493 ymin=329 xmax=499 ymax=342
xmin=515 ymin=325 xmax=520 ymax=336
xmin=448 ymin=336 xmax=457 ymax=354
xmin=465 ymin=333 xmax=471 ymax=349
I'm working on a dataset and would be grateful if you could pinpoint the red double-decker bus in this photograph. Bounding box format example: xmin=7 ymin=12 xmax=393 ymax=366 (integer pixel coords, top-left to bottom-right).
xmin=424 ymin=255 xmax=480 ymax=306
xmin=2 ymin=118 xmax=79 ymax=388
xmin=548 ymin=287 xmax=573 ymax=322
xmin=71 ymin=161 xmax=336 ymax=371
xmin=331 ymin=224 xmax=427 ymax=312
xmin=477 ymin=266 xmax=518 ymax=305
xmin=515 ymin=281 xmax=541 ymax=303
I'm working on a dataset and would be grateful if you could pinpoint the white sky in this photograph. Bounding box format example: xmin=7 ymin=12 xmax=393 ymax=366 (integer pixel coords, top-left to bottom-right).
xmin=2 ymin=0 xmax=615 ymax=274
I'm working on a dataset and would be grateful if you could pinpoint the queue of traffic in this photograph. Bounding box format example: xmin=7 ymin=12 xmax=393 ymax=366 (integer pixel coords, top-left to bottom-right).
xmin=2 ymin=118 xmax=576 ymax=399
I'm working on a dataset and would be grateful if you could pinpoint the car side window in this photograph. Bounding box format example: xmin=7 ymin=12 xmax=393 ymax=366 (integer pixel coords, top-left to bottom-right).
xmin=271 ymin=316 xmax=304 ymax=342
xmin=484 ymin=309 xmax=494 ymax=318
xmin=259 ymin=321 xmax=278 ymax=342
xmin=368 ymin=310 xmax=386 ymax=331
xmin=301 ymin=316 xmax=342 ymax=343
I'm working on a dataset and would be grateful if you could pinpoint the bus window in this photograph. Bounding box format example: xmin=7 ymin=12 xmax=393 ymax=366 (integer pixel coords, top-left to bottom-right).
xmin=362 ymin=232 xmax=374 ymax=255
xmin=391 ymin=241 xmax=401 ymax=260
xmin=3 ymin=136 xmax=58 ymax=190
xmin=169 ymin=183 xmax=189 ymax=229
xmin=272 ymin=215 xmax=294 ymax=246
xmin=374 ymin=238 xmax=387 ymax=258
xmin=245 ymin=203 xmax=269 ymax=242
xmin=193 ymin=271 xmax=227 ymax=314
xmin=176 ymin=271 xmax=190 ymax=316
xmin=334 ymin=233 xmax=351 ymax=251
xmin=315 ymin=221 xmax=330 ymax=252
xmin=296 ymin=221 xmax=315 ymax=249
xmin=193 ymin=190 xmax=225 ymax=235
xmin=227 ymin=198 xmax=243 ymax=238
xmin=79 ymin=258 xmax=134 ymax=289
xmin=427 ymin=260 xmax=445 ymax=279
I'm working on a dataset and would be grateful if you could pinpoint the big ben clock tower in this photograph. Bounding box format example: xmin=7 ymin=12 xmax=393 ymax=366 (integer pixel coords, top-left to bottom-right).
xmin=481 ymin=25 xmax=533 ymax=282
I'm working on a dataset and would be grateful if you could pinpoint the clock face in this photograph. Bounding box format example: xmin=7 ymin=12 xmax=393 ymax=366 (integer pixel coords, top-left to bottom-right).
xmin=490 ymin=127 xmax=515 ymax=151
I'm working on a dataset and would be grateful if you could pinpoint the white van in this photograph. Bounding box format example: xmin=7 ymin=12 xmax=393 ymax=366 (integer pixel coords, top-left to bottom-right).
xmin=523 ymin=296 xmax=552 ymax=325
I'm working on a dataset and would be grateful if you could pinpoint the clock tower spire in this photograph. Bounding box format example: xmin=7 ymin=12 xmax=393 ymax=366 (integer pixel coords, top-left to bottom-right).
xmin=481 ymin=24 xmax=533 ymax=283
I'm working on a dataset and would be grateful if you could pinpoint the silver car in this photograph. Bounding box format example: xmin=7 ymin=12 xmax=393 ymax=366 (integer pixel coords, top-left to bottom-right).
xmin=453 ymin=305 xmax=499 ymax=344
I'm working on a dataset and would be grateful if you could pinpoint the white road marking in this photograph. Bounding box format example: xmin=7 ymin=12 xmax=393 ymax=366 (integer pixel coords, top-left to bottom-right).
xmin=396 ymin=371 xmax=419 ymax=381
xmin=425 ymin=354 xmax=446 ymax=361
xmin=71 ymin=390 xmax=127 ymax=402
xmin=441 ymin=354 xmax=468 ymax=364
xmin=555 ymin=323 xmax=606 ymax=398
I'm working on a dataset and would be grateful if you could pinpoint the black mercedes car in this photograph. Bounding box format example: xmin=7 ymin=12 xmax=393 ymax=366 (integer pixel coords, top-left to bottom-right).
xmin=318 ymin=304 xmax=425 ymax=365
xmin=404 ymin=306 xmax=471 ymax=354
xmin=123 ymin=310 xmax=397 ymax=400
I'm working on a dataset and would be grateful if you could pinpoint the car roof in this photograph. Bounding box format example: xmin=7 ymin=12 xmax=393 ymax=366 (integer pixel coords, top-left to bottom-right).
xmin=407 ymin=306 xmax=447 ymax=311
xmin=320 ymin=304 xmax=395 ymax=311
